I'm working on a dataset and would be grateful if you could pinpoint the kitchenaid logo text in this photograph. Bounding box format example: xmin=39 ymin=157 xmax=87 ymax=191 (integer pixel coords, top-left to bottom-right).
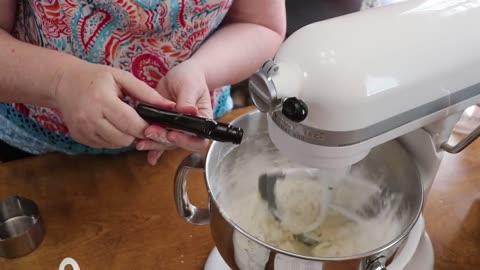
xmin=272 ymin=113 xmax=325 ymax=143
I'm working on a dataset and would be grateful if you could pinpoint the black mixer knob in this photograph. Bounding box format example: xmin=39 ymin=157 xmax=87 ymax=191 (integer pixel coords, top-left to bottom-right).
xmin=282 ymin=97 xmax=308 ymax=122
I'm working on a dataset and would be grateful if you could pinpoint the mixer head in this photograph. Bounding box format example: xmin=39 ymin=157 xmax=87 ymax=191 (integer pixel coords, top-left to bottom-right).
xmin=248 ymin=0 xmax=480 ymax=169
xmin=248 ymin=59 xmax=373 ymax=169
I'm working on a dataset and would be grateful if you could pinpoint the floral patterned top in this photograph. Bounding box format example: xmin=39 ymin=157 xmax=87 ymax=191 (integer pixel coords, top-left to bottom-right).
xmin=0 ymin=0 xmax=234 ymax=155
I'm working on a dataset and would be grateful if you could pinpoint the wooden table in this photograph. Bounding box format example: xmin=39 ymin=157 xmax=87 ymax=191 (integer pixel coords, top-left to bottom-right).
xmin=0 ymin=107 xmax=479 ymax=270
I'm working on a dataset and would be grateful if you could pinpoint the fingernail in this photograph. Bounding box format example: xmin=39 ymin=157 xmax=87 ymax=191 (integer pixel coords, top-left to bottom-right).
xmin=157 ymin=136 xmax=171 ymax=144
xmin=148 ymin=150 xmax=163 ymax=166
xmin=136 ymin=143 xmax=145 ymax=150
xmin=149 ymin=159 xmax=156 ymax=166
xmin=147 ymin=133 xmax=170 ymax=144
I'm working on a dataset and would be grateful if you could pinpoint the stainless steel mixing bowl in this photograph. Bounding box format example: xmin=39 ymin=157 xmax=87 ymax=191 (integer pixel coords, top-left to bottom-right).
xmin=174 ymin=110 xmax=423 ymax=270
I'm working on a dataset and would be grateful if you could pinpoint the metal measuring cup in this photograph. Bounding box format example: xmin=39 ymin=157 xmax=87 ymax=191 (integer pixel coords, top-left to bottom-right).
xmin=0 ymin=195 xmax=45 ymax=258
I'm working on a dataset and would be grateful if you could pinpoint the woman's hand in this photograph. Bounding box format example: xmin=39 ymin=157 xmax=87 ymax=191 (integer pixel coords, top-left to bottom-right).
xmin=134 ymin=0 xmax=287 ymax=166
xmin=135 ymin=59 xmax=213 ymax=165
xmin=134 ymin=0 xmax=286 ymax=165
xmin=55 ymin=62 xmax=175 ymax=149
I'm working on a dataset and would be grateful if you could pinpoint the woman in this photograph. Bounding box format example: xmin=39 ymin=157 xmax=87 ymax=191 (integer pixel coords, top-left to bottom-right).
xmin=0 ymin=0 xmax=286 ymax=165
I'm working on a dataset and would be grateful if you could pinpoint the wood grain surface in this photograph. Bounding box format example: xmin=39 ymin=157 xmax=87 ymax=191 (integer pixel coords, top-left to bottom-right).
xmin=0 ymin=106 xmax=478 ymax=270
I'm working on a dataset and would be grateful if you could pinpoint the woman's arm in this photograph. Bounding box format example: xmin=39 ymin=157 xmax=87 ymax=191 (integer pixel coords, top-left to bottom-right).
xmin=0 ymin=0 xmax=16 ymax=32
xmin=0 ymin=29 xmax=84 ymax=108
xmin=0 ymin=1 xmax=84 ymax=108
xmin=189 ymin=0 xmax=286 ymax=89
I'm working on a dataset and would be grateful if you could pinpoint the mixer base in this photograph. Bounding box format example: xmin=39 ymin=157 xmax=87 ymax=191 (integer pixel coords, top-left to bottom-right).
xmin=204 ymin=231 xmax=434 ymax=270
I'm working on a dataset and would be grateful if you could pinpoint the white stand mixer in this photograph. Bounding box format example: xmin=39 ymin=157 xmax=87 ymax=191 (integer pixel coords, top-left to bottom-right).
xmin=206 ymin=0 xmax=480 ymax=269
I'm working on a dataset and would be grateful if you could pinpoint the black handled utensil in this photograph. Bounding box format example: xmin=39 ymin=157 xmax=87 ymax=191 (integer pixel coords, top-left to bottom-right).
xmin=136 ymin=103 xmax=244 ymax=144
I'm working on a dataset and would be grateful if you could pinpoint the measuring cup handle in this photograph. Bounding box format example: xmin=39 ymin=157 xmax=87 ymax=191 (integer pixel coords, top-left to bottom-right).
xmin=174 ymin=153 xmax=210 ymax=225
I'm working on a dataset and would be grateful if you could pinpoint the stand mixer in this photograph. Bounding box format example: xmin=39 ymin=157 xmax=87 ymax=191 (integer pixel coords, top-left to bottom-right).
xmin=203 ymin=0 xmax=480 ymax=269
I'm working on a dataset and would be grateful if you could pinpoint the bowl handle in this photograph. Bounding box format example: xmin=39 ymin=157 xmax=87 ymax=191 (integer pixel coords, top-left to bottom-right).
xmin=174 ymin=153 xmax=210 ymax=225
xmin=365 ymin=258 xmax=387 ymax=270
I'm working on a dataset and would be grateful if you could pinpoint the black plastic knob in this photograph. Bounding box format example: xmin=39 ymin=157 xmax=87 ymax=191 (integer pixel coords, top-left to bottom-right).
xmin=282 ymin=97 xmax=308 ymax=122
